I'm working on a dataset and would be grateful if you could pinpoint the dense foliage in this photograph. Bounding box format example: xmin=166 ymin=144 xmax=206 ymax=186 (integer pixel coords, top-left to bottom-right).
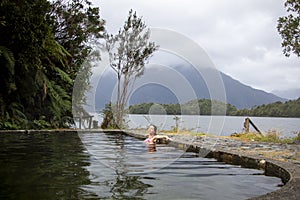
xmin=277 ymin=0 xmax=300 ymax=57
xmin=234 ymin=98 xmax=300 ymax=117
xmin=129 ymin=98 xmax=300 ymax=117
xmin=0 ymin=0 xmax=104 ymax=129
xmin=129 ymin=99 xmax=237 ymax=116
xmin=100 ymin=102 xmax=118 ymax=129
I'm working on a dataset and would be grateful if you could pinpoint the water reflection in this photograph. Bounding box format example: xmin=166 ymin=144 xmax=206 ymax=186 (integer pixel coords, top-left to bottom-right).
xmin=147 ymin=144 xmax=156 ymax=153
xmin=82 ymin=133 xmax=152 ymax=199
xmin=0 ymin=132 xmax=282 ymax=200
xmin=81 ymin=132 xmax=282 ymax=200
xmin=0 ymin=132 xmax=95 ymax=200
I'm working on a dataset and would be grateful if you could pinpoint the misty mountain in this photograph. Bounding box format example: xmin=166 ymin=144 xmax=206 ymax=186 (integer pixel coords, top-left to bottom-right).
xmin=221 ymin=72 xmax=287 ymax=108
xmin=95 ymin=64 xmax=286 ymax=111
xmin=271 ymin=88 xmax=300 ymax=100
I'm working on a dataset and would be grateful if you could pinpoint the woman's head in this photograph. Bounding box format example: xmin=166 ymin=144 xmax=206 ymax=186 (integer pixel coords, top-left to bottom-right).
xmin=147 ymin=124 xmax=157 ymax=136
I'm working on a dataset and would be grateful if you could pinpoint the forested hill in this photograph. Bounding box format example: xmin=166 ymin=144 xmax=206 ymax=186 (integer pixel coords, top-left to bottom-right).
xmin=128 ymin=98 xmax=300 ymax=117
xmin=234 ymin=98 xmax=300 ymax=117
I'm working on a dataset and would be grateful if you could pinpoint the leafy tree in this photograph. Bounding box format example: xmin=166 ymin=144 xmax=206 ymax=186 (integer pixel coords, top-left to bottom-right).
xmin=50 ymin=0 xmax=105 ymax=116
xmin=0 ymin=0 xmax=66 ymax=129
xmin=0 ymin=0 xmax=104 ymax=129
xmin=101 ymin=102 xmax=118 ymax=129
xmin=277 ymin=0 xmax=300 ymax=57
xmin=104 ymin=10 xmax=158 ymax=128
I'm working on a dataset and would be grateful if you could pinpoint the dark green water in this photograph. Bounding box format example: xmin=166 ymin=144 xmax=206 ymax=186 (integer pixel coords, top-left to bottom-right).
xmin=0 ymin=132 xmax=94 ymax=200
xmin=0 ymin=132 xmax=282 ymax=200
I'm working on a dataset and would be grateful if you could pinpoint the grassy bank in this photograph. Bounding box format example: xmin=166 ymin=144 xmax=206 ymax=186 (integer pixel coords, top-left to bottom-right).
xmin=159 ymin=129 xmax=299 ymax=144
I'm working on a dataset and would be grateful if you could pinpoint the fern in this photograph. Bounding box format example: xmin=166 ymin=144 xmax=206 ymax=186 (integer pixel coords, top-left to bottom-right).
xmin=45 ymin=79 xmax=71 ymax=125
xmin=0 ymin=102 xmax=28 ymax=130
xmin=0 ymin=46 xmax=15 ymax=73
xmin=51 ymin=66 xmax=73 ymax=84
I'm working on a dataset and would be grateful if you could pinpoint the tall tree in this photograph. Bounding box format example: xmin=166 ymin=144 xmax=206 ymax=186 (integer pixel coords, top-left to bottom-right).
xmin=0 ymin=0 xmax=104 ymax=129
xmin=277 ymin=0 xmax=300 ymax=57
xmin=0 ymin=0 xmax=72 ymax=129
xmin=104 ymin=10 xmax=158 ymax=128
xmin=50 ymin=0 xmax=105 ymax=115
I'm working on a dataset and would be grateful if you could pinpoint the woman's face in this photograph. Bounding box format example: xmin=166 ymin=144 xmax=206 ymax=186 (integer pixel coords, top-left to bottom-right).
xmin=147 ymin=126 xmax=155 ymax=136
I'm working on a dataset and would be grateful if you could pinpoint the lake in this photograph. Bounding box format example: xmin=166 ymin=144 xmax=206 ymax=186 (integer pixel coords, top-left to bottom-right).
xmin=0 ymin=132 xmax=282 ymax=200
xmin=92 ymin=114 xmax=300 ymax=137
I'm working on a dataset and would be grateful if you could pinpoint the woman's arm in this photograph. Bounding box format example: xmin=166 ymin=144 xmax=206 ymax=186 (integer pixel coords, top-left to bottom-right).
xmin=153 ymin=135 xmax=173 ymax=142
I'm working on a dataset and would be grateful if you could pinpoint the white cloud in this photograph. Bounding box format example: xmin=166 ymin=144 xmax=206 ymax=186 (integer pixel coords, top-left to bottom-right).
xmin=94 ymin=0 xmax=300 ymax=95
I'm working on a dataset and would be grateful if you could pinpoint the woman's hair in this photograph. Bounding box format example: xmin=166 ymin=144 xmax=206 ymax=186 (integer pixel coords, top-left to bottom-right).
xmin=149 ymin=124 xmax=157 ymax=135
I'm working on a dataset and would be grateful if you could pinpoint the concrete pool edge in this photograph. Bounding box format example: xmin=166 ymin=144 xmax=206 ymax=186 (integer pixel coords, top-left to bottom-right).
xmin=1 ymin=129 xmax=299 ymax=199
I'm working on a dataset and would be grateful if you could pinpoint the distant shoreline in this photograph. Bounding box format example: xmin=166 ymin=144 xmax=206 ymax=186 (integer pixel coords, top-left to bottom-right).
xmin=127 ymin=98 xmax=300 ymax=118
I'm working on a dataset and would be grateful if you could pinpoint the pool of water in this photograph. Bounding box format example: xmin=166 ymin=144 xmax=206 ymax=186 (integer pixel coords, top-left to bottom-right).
xmin=0 ymin=132 xmax=282 ymax=200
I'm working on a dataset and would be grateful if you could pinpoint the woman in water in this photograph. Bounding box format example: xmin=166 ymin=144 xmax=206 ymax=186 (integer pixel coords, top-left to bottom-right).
xmin=144 ymin=124 xmax=172 ymax=145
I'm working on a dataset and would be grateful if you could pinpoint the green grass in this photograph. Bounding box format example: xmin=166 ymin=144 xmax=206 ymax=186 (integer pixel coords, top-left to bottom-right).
xmin=152 ymin=128 xmax=299 ymax=144
xmin=231 ymin=130 xmax=297 ymax=144
xmin=160 ymin=129 xmax=206 ymax=136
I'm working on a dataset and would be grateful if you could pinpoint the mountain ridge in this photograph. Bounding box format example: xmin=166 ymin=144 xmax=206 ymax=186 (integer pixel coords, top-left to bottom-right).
xmin=95 ymin=65 xmax=287 ymax=111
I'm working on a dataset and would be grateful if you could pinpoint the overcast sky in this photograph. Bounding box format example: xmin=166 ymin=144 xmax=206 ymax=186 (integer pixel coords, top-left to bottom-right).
xmin=93 ymin=0 xmax=299 ymax=97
